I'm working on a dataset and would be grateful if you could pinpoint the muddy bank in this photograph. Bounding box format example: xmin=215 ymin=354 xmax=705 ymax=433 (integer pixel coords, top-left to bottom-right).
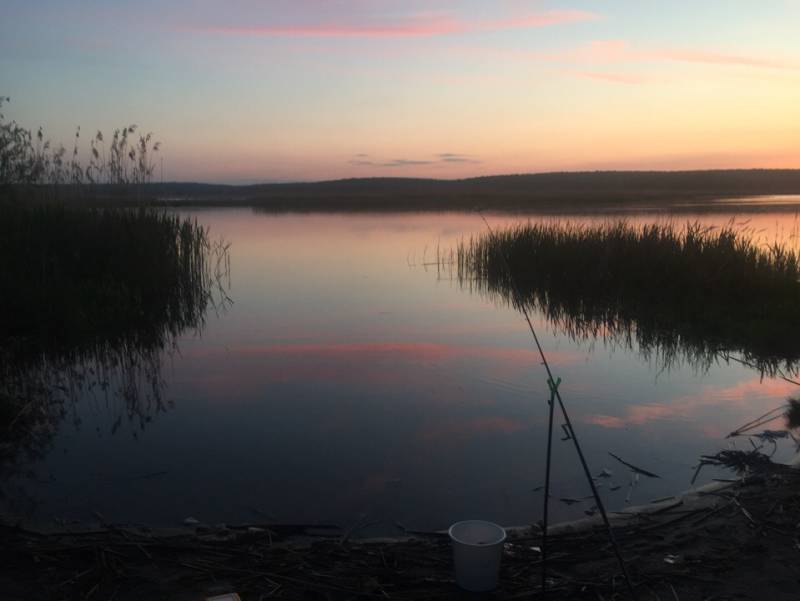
xmin=3 ymin=462 xmax=800 ymax=601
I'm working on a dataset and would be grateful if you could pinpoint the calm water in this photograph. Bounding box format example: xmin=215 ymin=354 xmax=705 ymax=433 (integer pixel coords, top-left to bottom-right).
xmin=5 ymin=207 xmax=800 ymax=532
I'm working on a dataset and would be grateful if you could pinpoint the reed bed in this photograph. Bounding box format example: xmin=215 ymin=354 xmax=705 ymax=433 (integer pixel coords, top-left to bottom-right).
xmin=0 ymin=99 xmax=231 ymax=489
xmin=0 ymin=203 xmax=229 ymax=487
xmin=0 ymin=204 xmax=225 ymax=354
xmin=455 ymin=220 xmax=800 ymax=374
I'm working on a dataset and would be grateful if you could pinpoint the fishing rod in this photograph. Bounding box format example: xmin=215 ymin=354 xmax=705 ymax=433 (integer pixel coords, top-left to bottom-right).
xmin=542 ymin=373 xmax=557 ymax=597
xmin=477 ymin=212 xmax=638 ymax=600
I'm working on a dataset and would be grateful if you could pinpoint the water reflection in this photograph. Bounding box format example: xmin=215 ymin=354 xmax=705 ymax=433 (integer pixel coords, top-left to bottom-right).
xmin=7 ymin=209 xmax=800 ymax=530
xmin=583 ymin=377 xmax=799 ymax=435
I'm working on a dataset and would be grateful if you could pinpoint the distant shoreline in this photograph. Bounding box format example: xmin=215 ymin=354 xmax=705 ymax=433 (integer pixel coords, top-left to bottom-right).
xmin=5 ymin=168 xmax=800 ymax=212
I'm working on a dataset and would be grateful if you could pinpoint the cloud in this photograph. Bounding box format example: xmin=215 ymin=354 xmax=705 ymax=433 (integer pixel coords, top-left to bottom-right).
xmin=570 ymin=39 xmax=630 ymax=62
xmin=349 ymin=158 xmax=433 ymax=166
xmin=350 ymin=153 xmax=480 ymax=167
xmin=190 ymin=10 xmax=598 ymax=39
xmin=207 ymin=17 xmax=460 ymax=39
xmin=437 ymin=152 xmax=480 ymax=163
xmin=573 ymin=70 xmax=646 ymax=84
xmin=541 ymin=40 xmax=799 ymax=85
xmin=386 ymin=158 xmax=434 ymax=166
xmin=572 ymin=39 xmax=799 ymax=70
xmin=472 ymin=10 xmax=599 ymax=32
xmin=654 ymin=48 xmax=797 ymax=69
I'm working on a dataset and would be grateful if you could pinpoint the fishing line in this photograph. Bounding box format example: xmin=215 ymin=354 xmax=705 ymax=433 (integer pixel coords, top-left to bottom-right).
xmin=477 ymin=212 xmax=638 ymax=600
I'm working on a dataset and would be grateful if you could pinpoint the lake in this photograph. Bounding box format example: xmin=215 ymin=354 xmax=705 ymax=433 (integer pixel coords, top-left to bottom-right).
xmin=4 ymin=205 xmax=800 ymax=534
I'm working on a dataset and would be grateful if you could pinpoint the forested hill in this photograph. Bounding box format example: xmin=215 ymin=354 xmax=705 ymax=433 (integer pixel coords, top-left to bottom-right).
xmin=8 ymin=169 xmax=800 ymax=211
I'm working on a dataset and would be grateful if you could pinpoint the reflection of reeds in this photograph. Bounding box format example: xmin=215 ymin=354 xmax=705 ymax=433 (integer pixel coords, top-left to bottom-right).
xmin=0 ymin=101 xmax=232 ymax=508
xmin=454 ymin=220 xmax=800 ymax=374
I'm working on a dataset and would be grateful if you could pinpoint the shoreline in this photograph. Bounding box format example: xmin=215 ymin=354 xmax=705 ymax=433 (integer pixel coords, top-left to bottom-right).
xmin=4 ymin=462 xmax=799 ymax=600
xmin=0 ymin=473 xmax=740 ymax=542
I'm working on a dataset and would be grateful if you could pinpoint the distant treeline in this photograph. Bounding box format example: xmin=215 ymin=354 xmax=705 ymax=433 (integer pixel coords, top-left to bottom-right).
xmin=6 ymin=169 xmax=800 ymax=211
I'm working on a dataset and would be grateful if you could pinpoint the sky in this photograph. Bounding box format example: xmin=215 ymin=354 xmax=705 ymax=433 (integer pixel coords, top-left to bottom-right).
xmin=2 ymin=1 xmax=799 ymax=183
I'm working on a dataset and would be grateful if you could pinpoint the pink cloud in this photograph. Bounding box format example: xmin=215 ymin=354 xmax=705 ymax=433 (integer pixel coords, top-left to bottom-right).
xmin=476 ymin=10 xmax=599 ymax=32
xmin=206 ymin=16 xmax=461 ymax=38
xmin=572 ymin=39 xmax=631 ymax=62
xmin=572 ymin=39 xmax=798 ymax=70
xmin=191 ymin=10 xmax=598 ymax=39
xmin=573 ymin=70 xmax=646 ymax=84
xmin=654 ymin=48 xmax=796 ymax=69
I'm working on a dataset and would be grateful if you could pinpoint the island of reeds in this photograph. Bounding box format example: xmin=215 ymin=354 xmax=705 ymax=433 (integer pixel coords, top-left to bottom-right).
xmin=453 ymin=220 xmax=800 ymax=375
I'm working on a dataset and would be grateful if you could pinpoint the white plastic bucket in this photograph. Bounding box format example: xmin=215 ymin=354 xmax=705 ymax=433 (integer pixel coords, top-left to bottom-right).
xmin=448 ymin=520 xmax=506 ymax=592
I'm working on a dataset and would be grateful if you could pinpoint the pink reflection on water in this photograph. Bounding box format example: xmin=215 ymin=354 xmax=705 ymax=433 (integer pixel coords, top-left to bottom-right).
xmin=583 ymin=377 xmax=797 ymax=434
xmin=585 ymin=414 xmax=626 ymax=429
xmin=180 ymin=342 xmax=584 ymax=398
xmin=228 ymin=342 xmax=582 ymax=364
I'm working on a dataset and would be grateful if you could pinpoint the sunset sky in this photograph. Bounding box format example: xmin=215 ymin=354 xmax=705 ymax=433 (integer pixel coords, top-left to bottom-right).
xmin=2 ymin=1 xmax=799 ymax=183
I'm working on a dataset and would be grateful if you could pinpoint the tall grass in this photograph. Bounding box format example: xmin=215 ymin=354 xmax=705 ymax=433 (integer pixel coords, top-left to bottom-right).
xmin=0 ymin=204 xmax=228 ymax=351
xmin=455 ymin=220 xmax=800 ymax=374
xmin=0 ymin=97 xmax=160 ymax=205
xmin=0 ymin=99 xmax=231 ymax=501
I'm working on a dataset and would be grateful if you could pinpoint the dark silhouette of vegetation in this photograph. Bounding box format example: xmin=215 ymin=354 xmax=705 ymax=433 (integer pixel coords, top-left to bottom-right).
xmin=242 ymin=171 xmax=800 ymax=212
xmin=77 ymin=171 xmax=800 ymax=212
xmin=0 ymin=97 xmax=160 ymax=206
xmin=0 ymin=97 xmax=159 ymax=187
xmin=0 ymin=99 xmax=229 ymax=507
xmin=786 ymin=398 xmax=800 ymax=430
xmin=0 ymin=204 xmax=230 ymax=504
xmin=0 ymin=204 xmax=230 ymax=511
xmin=0 ymin=205 xmax=224 ymax=356
xmin=453 ymin=220 xmax=800 ymax=374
